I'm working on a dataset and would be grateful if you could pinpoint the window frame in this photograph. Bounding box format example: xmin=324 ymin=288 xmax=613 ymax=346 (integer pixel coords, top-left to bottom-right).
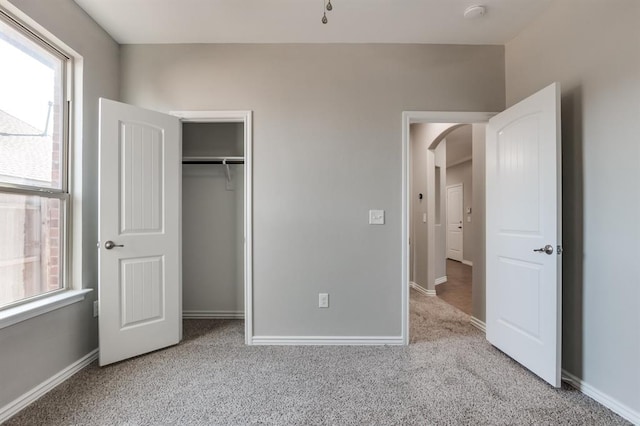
xmin=0 ymin=9 xmax=74 ymax=311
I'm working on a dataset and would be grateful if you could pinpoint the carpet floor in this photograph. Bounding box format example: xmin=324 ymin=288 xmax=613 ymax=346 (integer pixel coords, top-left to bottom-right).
xmin=5 ymin=290 xmax=628 ymax=425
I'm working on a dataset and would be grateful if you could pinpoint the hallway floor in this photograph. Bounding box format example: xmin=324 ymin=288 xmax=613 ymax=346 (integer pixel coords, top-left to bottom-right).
xmin=436 ymin=259 xmax=473 ymax=315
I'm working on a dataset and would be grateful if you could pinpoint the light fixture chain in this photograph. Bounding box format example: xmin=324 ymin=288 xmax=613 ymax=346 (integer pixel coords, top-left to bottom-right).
xmin=322 ymin=0 xmax=331 ymax=24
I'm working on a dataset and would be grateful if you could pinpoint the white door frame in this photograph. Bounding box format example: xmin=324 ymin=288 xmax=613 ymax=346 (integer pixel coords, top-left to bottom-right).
xmin=401 ymin=111 xmax=495 ymax=345
xmin=170 ymin=110 xmax=254 ymax=345
xmin=446 ymin=183 xmax=464 ymax=262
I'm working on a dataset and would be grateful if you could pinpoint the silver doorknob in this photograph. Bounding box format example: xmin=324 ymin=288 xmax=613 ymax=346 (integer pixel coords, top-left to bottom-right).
xmin=104 ymin=240 xmax=124 ymax=250
xmin=533 ymin=244 xmax=554 ymax=255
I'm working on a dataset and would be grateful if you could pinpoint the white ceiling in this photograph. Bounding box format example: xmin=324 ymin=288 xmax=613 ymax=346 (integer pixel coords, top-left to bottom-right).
xmin=73 ymin=0 xmax=552 ymax=44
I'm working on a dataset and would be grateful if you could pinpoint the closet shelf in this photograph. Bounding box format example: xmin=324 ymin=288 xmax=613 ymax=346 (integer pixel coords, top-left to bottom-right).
xmin=182 ymin=156 xmax=244 ymax=164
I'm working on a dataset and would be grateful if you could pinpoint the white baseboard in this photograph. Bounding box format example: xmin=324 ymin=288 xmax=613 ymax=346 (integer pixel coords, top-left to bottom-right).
xmin=183 ymin=310 xmax=244 ymax=319
xmin=410 ymin=282 xmax=436 ymax=297
xmin=435 ymin=276 xmax=448 ymax=285
xmin=462 ymin=260 xmax=473 ymax=267
xmin=251 ymin=336 xmax=404 ymax=346
xmin=470 ymin=316 xmax=486 ymax=333
xmin=0 ymin=348 xmax=98 ymax=423
xmin=562 ymin=369 xmax=640 ymax=425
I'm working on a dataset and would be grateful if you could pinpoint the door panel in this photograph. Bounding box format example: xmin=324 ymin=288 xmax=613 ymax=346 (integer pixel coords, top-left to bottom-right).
xmin=497 ymin=257 xmax=542 ymax=339
xmin=497 ymin=115 xmax=541 ymax=234
xmin=99 ymin=98 xmax=181 ymax=366
xmin=120 ymin=256 xmax=163 ymax=328
xmin=120 ymin=121 xmax=164 ymax=234
xmin=486 ymin=83 xmax=562 ymax=387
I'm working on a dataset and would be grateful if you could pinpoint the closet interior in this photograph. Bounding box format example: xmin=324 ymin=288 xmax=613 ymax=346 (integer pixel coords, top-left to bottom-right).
xmin=181 ymin=122 xmax=245 ymax=319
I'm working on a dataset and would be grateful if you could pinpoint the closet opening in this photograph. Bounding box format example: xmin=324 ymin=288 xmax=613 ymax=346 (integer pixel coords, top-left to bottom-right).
xmin=173 ymin=111 xmax=253 ymax=344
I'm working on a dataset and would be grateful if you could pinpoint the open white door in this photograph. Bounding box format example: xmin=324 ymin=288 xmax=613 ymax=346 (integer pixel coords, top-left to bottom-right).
xmin=98 ymin=98 xmax=181 ymax=366
xmin=446 ymin=184 xmax=463 ymax=261
xmin=486 ymin=83 xmax=562 ymax=387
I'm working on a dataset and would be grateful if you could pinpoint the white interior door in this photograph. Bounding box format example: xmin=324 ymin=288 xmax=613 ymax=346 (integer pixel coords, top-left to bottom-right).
xmin=98 ymin=98 xmax=182 ymax=366
xmin=486 ymin=83 xmax=562 ymax=387
xmin=446 ymin=184 xmax=463 ymax=261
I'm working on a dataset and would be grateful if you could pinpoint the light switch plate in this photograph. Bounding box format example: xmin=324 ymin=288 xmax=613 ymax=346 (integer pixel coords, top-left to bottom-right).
xmin=318 ymin=293 xmax=329 ymax=308
xmin=369 ymin=209 xmax=385 ymax=225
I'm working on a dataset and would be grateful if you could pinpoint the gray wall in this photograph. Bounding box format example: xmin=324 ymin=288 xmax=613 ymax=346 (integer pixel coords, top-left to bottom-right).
xmin=446 ymin=159 xmax=473 ymax=263
xmin=409 ymin=124 xmax=427 ymax=286
xmin=434 ymin=141 xmax=446 ymax=281
xmin=182 ymin=122 xmax=244 ymax=157
xmin=182 ymin=164 xmax=245 ymax=313
xmin=0 ymin=0 xmax=119 ymax=409
xmin=410 ymin=125 xmax=447 ymax=289
xmin=182 ymin=123 xmax=245 ymax=314
xmin=506 ymin=0 xmax=640 ymax=414
xmin=121 ymin=44 xmax=505 ymax=336
xmin=471 ymin=124 xmax=486 ymax=322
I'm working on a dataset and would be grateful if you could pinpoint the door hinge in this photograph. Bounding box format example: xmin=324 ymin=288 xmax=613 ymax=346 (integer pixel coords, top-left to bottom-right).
xmin=557 ymin=245 xmax=563 ymax=255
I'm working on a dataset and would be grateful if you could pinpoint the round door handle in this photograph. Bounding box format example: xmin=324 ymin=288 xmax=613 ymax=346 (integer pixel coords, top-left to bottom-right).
xmin=105 ymin=240 xmax=124 ymax=250
xmin=533 ymin=244 xmax=554 ymax=255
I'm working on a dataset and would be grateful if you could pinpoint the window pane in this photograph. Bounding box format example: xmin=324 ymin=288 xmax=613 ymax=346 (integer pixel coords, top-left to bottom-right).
xmin=0 ymin=17 xmax=64 ymax=189
xmin=0 ymin=193 xmax=63 ymax=308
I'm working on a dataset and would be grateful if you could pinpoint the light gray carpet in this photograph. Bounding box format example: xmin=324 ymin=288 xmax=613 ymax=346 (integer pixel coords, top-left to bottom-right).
xmin=5 ymin=290 xmax=629 ymax=425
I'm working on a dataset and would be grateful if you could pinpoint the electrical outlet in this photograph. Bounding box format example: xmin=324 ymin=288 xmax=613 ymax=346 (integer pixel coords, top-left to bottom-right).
xmin=93 ymin=300 xmax=99 ymax=317
xmin=318 ymin=293 xmax=329 ymax=308
xmin=369 ymin=209 xmax=385 ymax=225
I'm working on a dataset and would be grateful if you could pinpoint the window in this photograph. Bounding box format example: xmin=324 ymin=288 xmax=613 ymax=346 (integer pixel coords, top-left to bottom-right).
xmin=0 ymin=11 xmax=71 ymax=309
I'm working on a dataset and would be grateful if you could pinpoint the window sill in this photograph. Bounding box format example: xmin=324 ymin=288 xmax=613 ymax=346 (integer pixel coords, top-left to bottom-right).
xmin=0 ymin=289 xmax=93 ymax=330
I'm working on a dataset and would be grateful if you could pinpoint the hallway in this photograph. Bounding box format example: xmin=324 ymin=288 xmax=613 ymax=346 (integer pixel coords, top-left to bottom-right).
xmin=436 ymin=259 xmax=472 ymax=314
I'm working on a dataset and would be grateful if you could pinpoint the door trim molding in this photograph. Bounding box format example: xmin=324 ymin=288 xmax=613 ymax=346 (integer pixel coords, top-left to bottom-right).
xmin=171 ymin=110 xmax=254 ymax=345
xmin=402 ymin=111 xmax=496 ymax=345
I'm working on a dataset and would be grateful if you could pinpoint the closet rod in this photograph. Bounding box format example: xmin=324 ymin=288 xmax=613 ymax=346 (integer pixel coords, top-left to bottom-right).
xmin=182 ymin=156 xmax=244 ymax=165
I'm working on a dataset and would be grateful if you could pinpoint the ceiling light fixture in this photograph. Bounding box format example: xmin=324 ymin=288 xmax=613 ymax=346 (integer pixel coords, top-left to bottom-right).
xmin=322 ymin=0 xmax=333 ymax=24
xmin=463 ymin=5 xmax=486 ymax=19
